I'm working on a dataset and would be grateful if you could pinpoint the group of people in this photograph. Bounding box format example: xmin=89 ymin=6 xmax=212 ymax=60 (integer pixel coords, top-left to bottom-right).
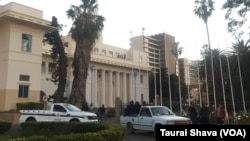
xmin=188 ymin=102 xmax=226 ymax=125
xmin=123 ymin=100 xmax=152 ymax=116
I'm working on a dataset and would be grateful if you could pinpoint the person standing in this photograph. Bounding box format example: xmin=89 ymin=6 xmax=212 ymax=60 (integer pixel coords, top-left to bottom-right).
xmin=216 ymin=103 xmax=226 ymax=125
xmin=188 ymin=102 xmax=198 ymax=124
xmin=98 ymin=104 xmax=105 ymax=122
xmin=199 ymin=104 xmax=210 ymax=124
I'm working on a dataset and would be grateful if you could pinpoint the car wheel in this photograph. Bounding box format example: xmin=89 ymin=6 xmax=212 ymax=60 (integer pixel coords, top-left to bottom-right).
xmin=26 ymin=117 xmax=36 ymax=122
xmin=127 ymin=123 xmax=135 ymax=134
xmin=70 ymin=119 xmax=80 ymax=122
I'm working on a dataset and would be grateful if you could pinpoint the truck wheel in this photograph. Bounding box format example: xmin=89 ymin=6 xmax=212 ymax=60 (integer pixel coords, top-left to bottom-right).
xmin=26 ymin=117 xmax=36 ymax=122
xmin=127 ymin=123 xmax=135 ymax=134
xmin=70 ymin=119 xmax=80 ymax=122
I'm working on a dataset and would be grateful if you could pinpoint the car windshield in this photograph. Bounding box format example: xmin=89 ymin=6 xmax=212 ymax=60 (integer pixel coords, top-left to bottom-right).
xmin=63 ymin=104 xmax=81 ymax=112
xmin=151 ymin=107 xmax=175 ymax=116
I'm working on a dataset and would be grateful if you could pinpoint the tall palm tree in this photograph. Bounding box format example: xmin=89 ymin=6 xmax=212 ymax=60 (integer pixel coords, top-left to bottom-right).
xmin=193 ymin=0 xmax=216 ymax=108
xmin=67 ymin=0 xmax=105 ymax=107
xmin=229 ymin=39 xmax=250 ymax=112
xmin=171 ymin=42 xmax=183 ymax=112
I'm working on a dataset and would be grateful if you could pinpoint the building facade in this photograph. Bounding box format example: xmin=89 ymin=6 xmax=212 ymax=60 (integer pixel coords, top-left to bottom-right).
xmin=42 ymin=36 xmax=150 ymax=108
xmin=0 ymin=2 xmax=55 ymax=110
xmin=0 ymin=2 xmax=150 ymax=110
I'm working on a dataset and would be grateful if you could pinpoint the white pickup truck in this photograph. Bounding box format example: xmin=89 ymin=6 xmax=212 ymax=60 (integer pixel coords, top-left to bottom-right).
xmin=19 ymin=103 xmax=98 ymax=123
xmin=120 ymin=106 xmax=192 ymax=134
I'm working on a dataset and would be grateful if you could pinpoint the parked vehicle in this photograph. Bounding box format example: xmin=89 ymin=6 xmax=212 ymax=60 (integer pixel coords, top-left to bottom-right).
xmin=120 ymin=106 xmax=192 ymax=134
xmin=19 ymin=103 xmax=98 ymax=123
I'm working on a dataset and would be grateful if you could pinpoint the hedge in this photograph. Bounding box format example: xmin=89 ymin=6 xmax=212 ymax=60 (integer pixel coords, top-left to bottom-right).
xmin=0 ymin=121 xmax=12 ymax=134
xmin=16 ymin=102 xmax=43 ymax=110
xmin=10 ymin=122 xmax=125 ymax=141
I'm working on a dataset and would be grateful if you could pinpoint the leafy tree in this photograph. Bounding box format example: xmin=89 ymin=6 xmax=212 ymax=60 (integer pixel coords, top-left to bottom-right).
xmin=43 ymin=16 xmax=68 ymax=103
xmin=66 ymin=0 xmax=105 ymax=107
xmin=171 ymin=42 xmax=183 ymax=111
xmin=228 ymin=39 xmax=250 ymax=111
xmin=222 ymin=0 xmax=250 ymax=37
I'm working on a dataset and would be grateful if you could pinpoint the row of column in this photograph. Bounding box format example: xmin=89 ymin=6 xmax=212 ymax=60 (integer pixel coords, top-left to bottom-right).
xmin=90 ymin=69 xmax=133 ymax=107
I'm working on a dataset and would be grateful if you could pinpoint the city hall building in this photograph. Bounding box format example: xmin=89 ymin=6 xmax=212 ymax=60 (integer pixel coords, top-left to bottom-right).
xmin=0 ymin=2 xmax=150 ymax=110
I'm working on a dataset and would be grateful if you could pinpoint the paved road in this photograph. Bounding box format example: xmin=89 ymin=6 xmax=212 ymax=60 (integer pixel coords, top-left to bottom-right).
xmin=124 ymin=131 xmax=155 ymax=141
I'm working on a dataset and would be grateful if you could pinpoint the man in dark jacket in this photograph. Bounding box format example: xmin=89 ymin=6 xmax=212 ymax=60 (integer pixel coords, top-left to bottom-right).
xmin=188 ymin=103 xmax=198 ymax=124
xmin=99 ymin=104 xmax=105 ymax=121
xmin=199 ymin=104 xmax=210 ymax=124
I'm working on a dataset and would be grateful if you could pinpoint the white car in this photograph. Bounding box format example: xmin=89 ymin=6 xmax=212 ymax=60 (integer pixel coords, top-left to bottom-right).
xmin=19 ymin=103 xmax=98 ymax=123
xmin=120 ymin=106 xmax=192 ymax=134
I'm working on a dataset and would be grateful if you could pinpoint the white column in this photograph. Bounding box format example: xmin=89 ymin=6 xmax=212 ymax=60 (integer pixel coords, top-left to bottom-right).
xmin=101 ymin=69 xmax=106 ymax=105
xmin=129 ymin=73 xmax=133 ymax=102
xmin=123 ymin=73 xmax=127 ymax=104
xmin=116 ymin=72 xmax=120 ymax=98
xmin=109 ymin=71 xmax=113 ymax=107
xmin=94 ymin=69 xmax=98 ymax=107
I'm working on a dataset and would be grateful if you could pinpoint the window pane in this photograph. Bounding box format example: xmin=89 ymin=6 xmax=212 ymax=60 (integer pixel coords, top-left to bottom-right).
xmin=23 ymin=86 xmax=29 ymax=98
xmin=19 ymin=75 xmax=30 ymax=81
xmin=41 ymin=62 xmax=46 ymax=73
xmin=48 ymin=63 xmax=56 ymax=74
xmin=22 ymin=34 xmax=32 ymax=52
xmin=18 ymin=85 xmax=29 ymax=98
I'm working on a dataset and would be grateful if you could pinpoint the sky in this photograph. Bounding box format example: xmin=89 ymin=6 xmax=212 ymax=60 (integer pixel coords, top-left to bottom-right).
xmin=1 ymin=0 xmax=249 ymax=60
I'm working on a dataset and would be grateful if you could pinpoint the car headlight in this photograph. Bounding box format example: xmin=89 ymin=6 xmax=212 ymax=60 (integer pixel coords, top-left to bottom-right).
xmin=166 ymin=121 xmax=175 ymax=125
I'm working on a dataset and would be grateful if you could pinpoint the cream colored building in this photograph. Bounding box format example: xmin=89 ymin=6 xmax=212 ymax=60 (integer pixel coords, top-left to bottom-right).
xmin=0 ymin=2 xmax=150 ymax=110
xmin=42 ymin=36 xmax=150 ymax=108
xmin=0 ymin=2 xmax=55 ymax=111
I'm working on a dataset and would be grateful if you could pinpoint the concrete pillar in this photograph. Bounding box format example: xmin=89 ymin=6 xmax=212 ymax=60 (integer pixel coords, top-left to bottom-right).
xmin=94 ymin=69 xmax=98 ymax=107
xmin=116 ymin=72 xmax=120 ymax=98
xmin=101 ymin=69 xmax=106 ymax=105
xmin=123 ymin=73 xmax=127 ymax=104
xmin=129 ymin=73 xmax=133 ymax=102
xmin=109 ymin=70 xmax=113 ymax=107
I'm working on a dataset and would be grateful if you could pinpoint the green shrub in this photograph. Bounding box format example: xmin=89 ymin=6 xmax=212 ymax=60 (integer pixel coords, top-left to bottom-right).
xmin=0 ymin=121 xmax=12 ymax=134
xmin=236 ymin=112 xmax=250 ymax=125
xmin=9 ymin=136 xmax=48 ymax=141
xmin=12 ymin=122 xmax=125 ymax=141
xmin=51 ymin=132 xmax=105 ymax=141
xmin=16 ymin=102 xmax=43 ymax=110
xmin=99 ymin=125 xmax=125 ymax=141
xmin=20 ymin=122 xmax=108 ymax=137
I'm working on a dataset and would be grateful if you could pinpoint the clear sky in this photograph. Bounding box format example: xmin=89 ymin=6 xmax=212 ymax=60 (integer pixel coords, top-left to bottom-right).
xmin=1 ymin=0 xmax=249 ymax=60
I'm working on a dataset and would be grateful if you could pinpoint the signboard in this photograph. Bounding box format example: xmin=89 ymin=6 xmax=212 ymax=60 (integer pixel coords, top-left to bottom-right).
xmin=43 ymin=95 xmax=48 ymax=102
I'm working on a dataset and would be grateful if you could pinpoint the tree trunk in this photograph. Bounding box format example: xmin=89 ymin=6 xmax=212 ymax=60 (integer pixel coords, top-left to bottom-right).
xmin=51 ymin=18 xmax=67 ymax=103
xmin=69 ymin=41 xmax=91 ymax=108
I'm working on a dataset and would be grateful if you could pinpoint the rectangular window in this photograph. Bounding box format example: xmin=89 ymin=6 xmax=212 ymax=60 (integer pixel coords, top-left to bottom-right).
xmin=19 ymin=75 xmax=30 ymax=81
xmin=41 ymin=62 xmax=46 ymax=73
xmin=94 ymin=48 xmax=99 ymax=54
xmin=116 ymin=53 xmax=120 ymax=58
xmin=140 ymin=74 xmax=143 ymax=84
xmin=102 ymin=49 xmax=106 ymax=55
xmin=109 ymin=51 xmax=113 ymax=57
xmin=22 ymin=34 xmax=32 ymax=52
xmin=139 ymin=56 xmax=142 ymax=63
xmin=18 ymin=85 xmax=29 ymax=98
xmin=63 ymin=42 xmax=68 ymax=47
xmin=48 ymin=63 xmax=56 ymax=74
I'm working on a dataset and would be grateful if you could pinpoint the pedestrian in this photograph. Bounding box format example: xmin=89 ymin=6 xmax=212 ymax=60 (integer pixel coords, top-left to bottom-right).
xmin=216 ymin=103 xmax=226 ymax=125
xmin=98 ymin=104 xmax=105 ymax=122
xmin=188 ymin=102 xmax=198 ymax=124
xmin=199 ymin=104 xmax=210 ymax=124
